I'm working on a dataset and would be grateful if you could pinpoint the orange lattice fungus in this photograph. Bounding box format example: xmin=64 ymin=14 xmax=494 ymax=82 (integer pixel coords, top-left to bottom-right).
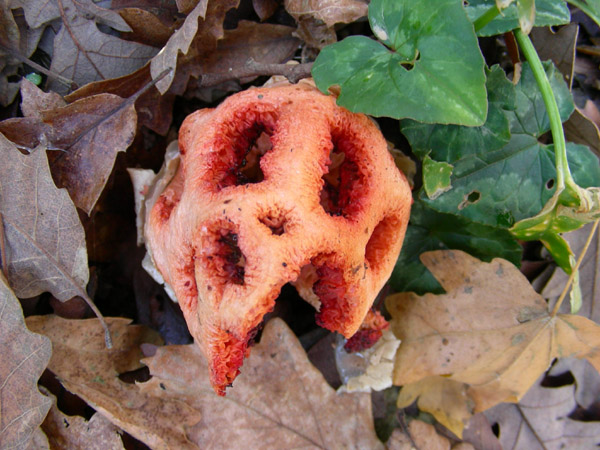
xmin=145 ymin=81 xmax=412 ymax=395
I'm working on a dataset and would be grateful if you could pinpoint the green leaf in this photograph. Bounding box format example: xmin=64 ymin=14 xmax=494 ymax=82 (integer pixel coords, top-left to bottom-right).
xmin=391 ymin=202 xmax=522 ymax=294
xmin=423 ymin=156 xmax=453 ymax=200
xmin=405 ymin=62 xmax=588 ymax=229
xmin=517 ymin=0 xmax=536 ymax=34
xmin=401 ymin=65 xmax=515 ymax=162
xmin=467 ymin=0 xmax=570 ymax=36
xmin=312 ymin=0 xmax=487 ymax=126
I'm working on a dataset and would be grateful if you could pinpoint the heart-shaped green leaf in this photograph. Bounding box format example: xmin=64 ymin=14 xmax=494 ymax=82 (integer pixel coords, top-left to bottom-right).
xmin=312 ymin=0 xmax=487 ymax=125
xmin=467 ymin=0 xmax=570 ymax=36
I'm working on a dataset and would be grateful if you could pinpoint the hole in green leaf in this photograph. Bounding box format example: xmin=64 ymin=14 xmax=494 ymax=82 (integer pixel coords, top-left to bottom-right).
xmin=546 ymin=178 xmax=555 ymax=189
xmin=458 ymin=190 xmax=481 ymax=209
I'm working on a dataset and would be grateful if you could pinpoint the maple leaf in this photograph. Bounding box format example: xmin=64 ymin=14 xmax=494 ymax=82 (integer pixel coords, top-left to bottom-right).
xmin=386 ymin=250 xmax=600 ymax=435
xmin=485 ymin=376 xmax=600 ymax=449
xmin=0 ymin=274 xmax=52 ymax=449
xmin=26 ymin=316 xmax=384 ymax=449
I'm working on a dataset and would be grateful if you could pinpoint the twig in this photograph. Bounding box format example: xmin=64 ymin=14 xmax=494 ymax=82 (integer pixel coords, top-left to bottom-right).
xmin=0 ymin=44 xmax=77 ymax=90
xmin=551 ymin=219 xmax=600 ymax=317
xmin=200 ymin=59 xmax=313 ymax=87
xmin=0 ymin=212 xmax=7 ymax=280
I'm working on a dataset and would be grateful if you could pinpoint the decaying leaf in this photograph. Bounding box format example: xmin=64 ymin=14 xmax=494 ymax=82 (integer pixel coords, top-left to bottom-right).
xmin=386 ymin=250 xmax=600 ymax=432
xmin=0 ymin=133 xmax=89 ymax=301
xmin=0 ymin=87 xmax=137 ymax=214
xmin=564 ymin=101 xmax=600 ymax=159
xmin=485 ymin=376 xmax=600 ymax=449
xmin=41 ymin=388 xmax=125 ymax=450
xmin=284 ymin=0 xmax=368 ymax=27
xmin=0 ymin=274 xmax=52 ymax=449
xmin=386 ymin=419 xmax=462 ymax=450
xmin=396 ymin=377 xmax=473 ymax=438
xmin=542 ymin=222 xmax=600 ymax=321
xmin=550 ymin=357 xmax=600 ymax=410
xmin=27 ymin=316 xmax=383 ymax=449
xmin=47 ymin=0 xmax=157 ymax=95
xmin=19 ymin=79 xmax=67 ymax=118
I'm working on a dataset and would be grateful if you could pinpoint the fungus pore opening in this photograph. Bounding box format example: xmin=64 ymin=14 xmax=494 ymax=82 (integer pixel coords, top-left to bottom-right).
xmin=319 ymin=132 xmax=365 ymax=218
xmin=365 ymin=216 xmax=401 ymax=271
xmin=217 ymin=115 xmax=274 ymax=189
xmin=259 ymin=212 xmax=288 ymax=235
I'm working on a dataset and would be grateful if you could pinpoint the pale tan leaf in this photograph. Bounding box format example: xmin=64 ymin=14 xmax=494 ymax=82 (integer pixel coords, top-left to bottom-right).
xmin=396 ymin=377 xmax=473 ymax=438
xmin=8 ymin=0 xmax=60 ymax=29
xmin=27 ymin=316 xmax=383 ymax=449
xmin=284 ymin=0 xmax=368 ymax=27
xmin=48 ymin=0 xmax=157 ymax=95
xmin=41 ymin=388 xmax=125 ymax=450
xmin=0 ymin=133 xmax=89 ymax=300
xmin=386 ymin=250 xmax=600 ymax=414
xmin=387 ymin=420 xmax=451 ymax=450
xmin=485 ymin=378 xmax=600 ymax=449
xmin=19 ymin=79 xmax=66 ymax=119
xmin=0 ymin=275 xmax=52 ymax=449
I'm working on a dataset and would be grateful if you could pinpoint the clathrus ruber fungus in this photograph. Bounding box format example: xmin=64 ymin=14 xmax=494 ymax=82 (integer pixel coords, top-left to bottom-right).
xmin=145 ymin=81 xmax=412 ymax=395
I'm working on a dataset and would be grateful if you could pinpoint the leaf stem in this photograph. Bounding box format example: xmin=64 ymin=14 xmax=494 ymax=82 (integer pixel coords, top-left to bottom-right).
xmin=473 ymin=4 xmax=500 ymax=32
xmin=551 ymin=219 xmax=599 ymax=317
xmin=514 ymin=29 xmax=576 ymax=198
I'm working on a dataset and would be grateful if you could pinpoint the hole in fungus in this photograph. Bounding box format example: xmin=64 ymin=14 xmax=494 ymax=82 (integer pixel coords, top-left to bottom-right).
xmin=313 ymin=264 xmax=352 ymax=334
xmin=319 ymin=132 xmax=365 ymax=218
xmin=259 ymin=212 xmax=289 ymax=235
xmin=218 ymin=232 xmax=246 ymax=285
xmin=365 ymin=216 xmax=402 ymax=271
xmin=217 ymin=118 xmax=274 ymax=189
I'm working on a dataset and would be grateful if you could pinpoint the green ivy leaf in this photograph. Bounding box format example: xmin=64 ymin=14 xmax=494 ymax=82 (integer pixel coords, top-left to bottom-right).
xmin=390 ymin=202 xmax=522 ymax=294
xmin=312 ymin=0 xmax=487 ymax=125
xmin=467 ymin=0 xmax=570 ymax=36
xmin=402 ymin=65 xmax=515 ymax=162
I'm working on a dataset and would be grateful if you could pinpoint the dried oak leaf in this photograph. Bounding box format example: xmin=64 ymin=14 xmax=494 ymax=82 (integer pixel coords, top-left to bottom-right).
xmin=41 ymin=388 xmax=125 ymax=450
xmin=0 ymin=133 xmax=89 ymax=300
xmin=284 ymin=0 xmax=368 ymax=27
xmin=27 ymin=316 xmax=383 ymax=449
xmin=0 ymin=87 xmax=137 ymax=214
xmin=386 ymin=250 xmax=600 ymax=423
xmin=47 ymin=0 xmax=157 ymax=95
xmin=0 ymin=275 xmax=52 ymax=449
xmin=150 ymin=0 xmax=240 ymax=94
xmin=485 ymin=376 xmax=600 ymax=449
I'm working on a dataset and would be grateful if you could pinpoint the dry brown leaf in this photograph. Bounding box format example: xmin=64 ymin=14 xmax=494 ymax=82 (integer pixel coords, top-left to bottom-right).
xmin=149 ymin=0 xmax=208 ymax=94
xmin=19 ymin=79 xmax=66 ymax=119
xmin=461 ymin=413 xmax=502 ymax=450
xmin=542 ymin=222 xmax=600 ymax=321
xmin=485 ymin=377 xmax=600 ymax=449
xmin=396 ymin=377 xmax=474 ymax=437
xmin=47 ymin=0 xmax=157 ymax=95
xmin=0 ymin=90 xmax=137 ymax=213
xmin=387 ymin=420 xmax=452 ymax=450
xmin=252 ymin=0 xmax=279 ymax=21
xmin=64 ymin=64 xmax=175 ymax=136
xmin=41 ymin=388 xmax=125 ymax=450
xmin=27 ymin=316 xmax=383 ymax=449
xmin=0 ymin=274 xmax=52 ymax=449
xmin=564 ymin=103 xmax=600 ymax=157
xmin=386 ymin=250 xmax=600 ymax=414
xmin=284 ymin=0 xmax=367 ymax=28
xmin=549 ymin=357 xmax=600 ymax=409
xmin=530 ymin=23 xmax=578 ymax=88
xmin=117 ymin=7 xmax=175 ymax=48
xmin=0 ymin=133 xmax=89 ymax=301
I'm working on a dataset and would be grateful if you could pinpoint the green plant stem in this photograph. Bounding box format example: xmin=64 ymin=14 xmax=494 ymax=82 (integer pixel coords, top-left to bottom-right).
xmin=513 ymin=28 xmax=577 ymax=199
xmin=473 ymin=4 xmax=501 ymax=32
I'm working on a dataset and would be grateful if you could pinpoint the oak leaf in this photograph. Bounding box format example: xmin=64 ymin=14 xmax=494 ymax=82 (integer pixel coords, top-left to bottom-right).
xmin=386 ymin=250 xmax=600 ymax=424
xmin=284 ymin=0 xmax=368 ymax=27
xmin=0 ymin=133 xmax=89 ymax=301
xmin=485 ymin=377 xmax=600 ymax=449
xmin=0 ymin=86 xmax=137 ymax=214
xmin=0 ymin=275 xmax=52 ymax=449
xmin=27 ymin=316 xmax=383 ymax=449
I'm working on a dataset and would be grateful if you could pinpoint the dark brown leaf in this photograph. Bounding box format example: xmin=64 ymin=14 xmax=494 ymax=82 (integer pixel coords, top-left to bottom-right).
xmin=0 ymin=133 xmax=89 ymax=300
xmin=0 ymin=92 xmax=137 ymax=213
xmin=530 ymin=23 xmax=578 ymax=88
xmin=0 ymin=275 xmax=52 ymax=449
xmin=252 ymin=0 xmax=279 ymax=21
xmin=117 ymin=8 xmax=175 ymax=48
xmin=564 ymin=101 xmax=600 ymax=157
xmin=48 ymin=0 xmax=157 ymax=95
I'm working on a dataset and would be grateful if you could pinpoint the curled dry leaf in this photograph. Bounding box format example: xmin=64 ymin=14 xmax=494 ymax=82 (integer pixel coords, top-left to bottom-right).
xmin=41 ymin=388 xmax=125 ymax=450
xmin=27 ymin=316 xmax=383 ymax=449
xmin=284 ymin=0 xmax=368 ymax=28
xmin=47 ymin=0 xmax=158 ymax=95
xmin=386 ymin=250 xmax=600 ymax=425
xmin=485 ymin=376 xmax=600 ymax=449
xmin=0 ymin=88 xmax=137 ymax=214
xmin=0 ymin=133 xmax=89 ymax=301
xmin=0 ymin=275 xmax=52 ymax=449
